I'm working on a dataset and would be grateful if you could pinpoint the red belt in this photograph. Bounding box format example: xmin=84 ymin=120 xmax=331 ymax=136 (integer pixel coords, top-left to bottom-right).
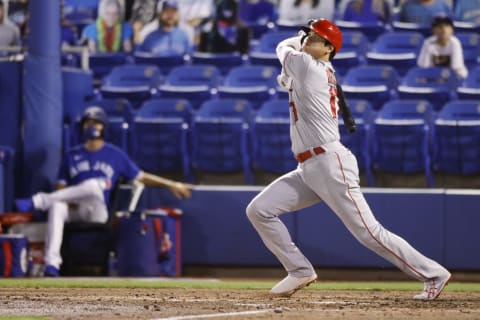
xmin=295 ymin=146 xmax=325 ymax=163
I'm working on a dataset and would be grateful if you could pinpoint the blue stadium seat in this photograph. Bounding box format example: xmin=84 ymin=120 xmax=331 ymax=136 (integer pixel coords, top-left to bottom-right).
xmin=0 ymin=146 xmax=14 ymax=212
xmin=100 ymin=64 xmax=163 ymax=109
xmin=456 ymin=32 xmax=480 ymax=69
xmin=339 ymin=99 xmax=375 ymax=186
xmin=366 ymin=31 xmax=424 ymax=76
xmin=453 ymin=20 xmax=480 ymax=33
xmin=89 ymin=52 xmax=128 ymax=80
xmin=372 ymin=99 xmax=435 ymax=186
xmin=249 ymin=31 xmax=295 ymax=67
xmin=457 ymin=65 xmax=480 ymax=100
xmin=251 ymin=99 xmax=296 ymax=174
xmin=191 ymin=99 xmax=253 ymax=184
xmin=133 ymin=51 xmax=186 ymax=74
xmin=391 ymin=21 xmax=431 ymax=37
xmin=398 ymin=67 xmax=459 ymax=111
xmin=238 ymin=0 xmax=277 ymax=39
xmin=332 ymin=31 xmax=369 ymax=76
xmin=131 ymin=99 xmax=192 ymax=181
xmin=218 ymin=65 xmax=279 ymax=109
xmin=191 ymin=52 xmax=244 ymax=75
xmin=158 ymin=64 xmax=221 ymax=109
xmin=341 ymin=65 xmax=399 ymax=110
xmin=334 ymin=20 xmax=387 ymax=42
xmin=433 ymin=100 xmax=480 ymax=175
xmin=62 ymin=67 xmax=94 ymax=124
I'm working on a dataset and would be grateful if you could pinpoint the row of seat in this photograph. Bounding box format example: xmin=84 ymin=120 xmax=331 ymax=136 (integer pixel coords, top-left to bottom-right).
xmin=63 ymin=62 xmax=480 ymax=126
xmin=64 ymin=97 xmax=480 ymax=187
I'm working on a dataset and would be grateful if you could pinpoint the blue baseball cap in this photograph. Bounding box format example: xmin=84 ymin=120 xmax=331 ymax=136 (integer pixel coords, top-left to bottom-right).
xmin=157 ymin=0 xmax=178 ymax=12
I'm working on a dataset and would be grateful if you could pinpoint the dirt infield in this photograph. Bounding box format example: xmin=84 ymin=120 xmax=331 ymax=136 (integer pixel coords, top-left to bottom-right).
xmin=1 ymin=286 xmax=479 ymax=320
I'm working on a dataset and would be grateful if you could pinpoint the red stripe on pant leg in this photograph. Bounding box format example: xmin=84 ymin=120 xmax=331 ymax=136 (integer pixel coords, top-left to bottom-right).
xmin=334 ymin=152 xmax=428 ymax=280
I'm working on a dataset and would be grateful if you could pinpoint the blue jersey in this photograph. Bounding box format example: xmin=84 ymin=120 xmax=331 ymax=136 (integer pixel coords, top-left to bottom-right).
xmin=140 ymin=27 xmax=191 ymax=56
xmin=399 ymin=0 xmax=452 ymax=26
xmin=57 ymin=143 xmax=141 ymax=203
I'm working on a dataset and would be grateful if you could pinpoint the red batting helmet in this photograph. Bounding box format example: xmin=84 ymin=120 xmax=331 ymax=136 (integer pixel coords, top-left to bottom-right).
xmin=310 ymin=19 xmax=343 ymax=54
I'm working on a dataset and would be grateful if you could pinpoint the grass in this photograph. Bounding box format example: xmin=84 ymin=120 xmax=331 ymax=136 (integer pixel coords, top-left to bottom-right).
xmin=1 ymin=278 xmax=480 ymax=292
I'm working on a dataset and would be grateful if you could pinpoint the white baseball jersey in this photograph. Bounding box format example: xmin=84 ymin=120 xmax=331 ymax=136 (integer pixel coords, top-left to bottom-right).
xmin=417 ymin=35 xmax=468 ymax=79
xmin=276 ymin=37 xmax=340 ymax=155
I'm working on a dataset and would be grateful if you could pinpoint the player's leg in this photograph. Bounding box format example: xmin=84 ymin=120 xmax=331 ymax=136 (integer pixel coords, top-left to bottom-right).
xmin=31 ymin=178 xmax=106 ymax=211
xmin=305 ymin=146 xmax=450 ymax=299
xmin=43 ymin=201 xmax=71 ymax=275
xmin=247 ymin=168 xmax=321 ymax=295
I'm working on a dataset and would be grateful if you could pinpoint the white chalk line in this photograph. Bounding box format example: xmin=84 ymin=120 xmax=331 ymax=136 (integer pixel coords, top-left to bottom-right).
xmin=150 ymin=309 xmax=274 ymax=320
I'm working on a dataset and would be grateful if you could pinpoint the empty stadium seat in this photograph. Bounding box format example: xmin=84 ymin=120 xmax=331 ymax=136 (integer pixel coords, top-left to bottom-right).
xmin=133 ymin=51 xmax=186 ymax=74
xmin=158 ymin=64 xmax=221 ymax=109
xmin=88 ymin=52 xmax=128 ymax=81
xmin=218 ymin=65 xmax=278 ymax=109
xmin=332 ymin=31 xmax=369 ymax=76
xmin=249 ymin=31 xmax=295 ymax=67
xmin=191 ymin=52 xmax=244 ymax=75
xmin=334 ymin=20 xmax=387 ymax=42
xmin=456 ymin=32 xmax=480 ymax=69
xmin=339 ymin=99 xmax=375 ymax=186
xmin=100 ymin=64 xmax=163 ymax=108
xmin=372 ymin=99 xmax=434 ymax=186
xmin=62 ymin=67 xmax=94 ymax=124
xmin=433 ymin=100 xmax=480 ymax=175
xmin=132 ymin=99 xmax=192 ymax=181
xmin=391 ymin=21 xmax=430 ymax=37
xmin=191 ymin=99 xmax=253 ymax=184
xmin=366 ymin=31 xmax=424 ymax=76
xmin=238 ymin=0 xmax=277 ymax=39
xmin=251 ymin=99 xmax=296 ymax=174
xmin=457 ymin=65 xmax=480 ymax=100
xmin=341 ymin=65 xmax=399 ymax=110
xmin=398 ymin=67 xmax=459 ymax=111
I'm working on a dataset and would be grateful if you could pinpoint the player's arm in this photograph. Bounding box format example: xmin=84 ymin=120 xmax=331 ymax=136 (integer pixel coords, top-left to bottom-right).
xmin=276 ymin=36 xmax=309 ymax=80
xmin=136 ymin=172 xmax=193 ymax=200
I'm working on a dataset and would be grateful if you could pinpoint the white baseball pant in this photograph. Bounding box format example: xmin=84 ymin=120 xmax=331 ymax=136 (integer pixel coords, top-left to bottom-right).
xmin=32 ymin=178 xmax=109 ymax=268
xmin=247 ymin=141 xmax=449 ymax=281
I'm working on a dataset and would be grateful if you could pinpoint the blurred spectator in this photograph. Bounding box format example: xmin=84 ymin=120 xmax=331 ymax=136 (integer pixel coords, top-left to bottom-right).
xmin=417 ymin=16 xmax=467 ymax=78
xmin=6 ymin=0 xmax=27 ymax=42
xmin=82 ymin=0 xmax=133 ymax=53
xmin=277 ymin=0 xmax=335 ymax=26
xmin=138 ymin=0 xmax=191 ymax=56
xmin=341 ymin=0 xmax=392 ymax=23
xmin=137 ymin=0 xmax=214 ymax=46
xmin=398 ymin=0 xmax=452 ymax=26
xmin=198 ymin=0 xmax=250 ymax=54
xmin=61 ymin=0 xmax=79 ymax=47
xmin=0 ymin=0 xmax=21 ymax=47
xmin=178 ymin=0 xmax=215 ymax=45
xmin=128 ymin=0 xmax=157 ymax=44
xmin=454 ymin=0 xmax=480 ymax=25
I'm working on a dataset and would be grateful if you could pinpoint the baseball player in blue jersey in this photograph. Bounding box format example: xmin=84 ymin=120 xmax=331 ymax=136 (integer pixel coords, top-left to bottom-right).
xmin=246 ymin=19 xmax=451 ymax=300
xmin=16 ymin=106 xmax=192 ymax=277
